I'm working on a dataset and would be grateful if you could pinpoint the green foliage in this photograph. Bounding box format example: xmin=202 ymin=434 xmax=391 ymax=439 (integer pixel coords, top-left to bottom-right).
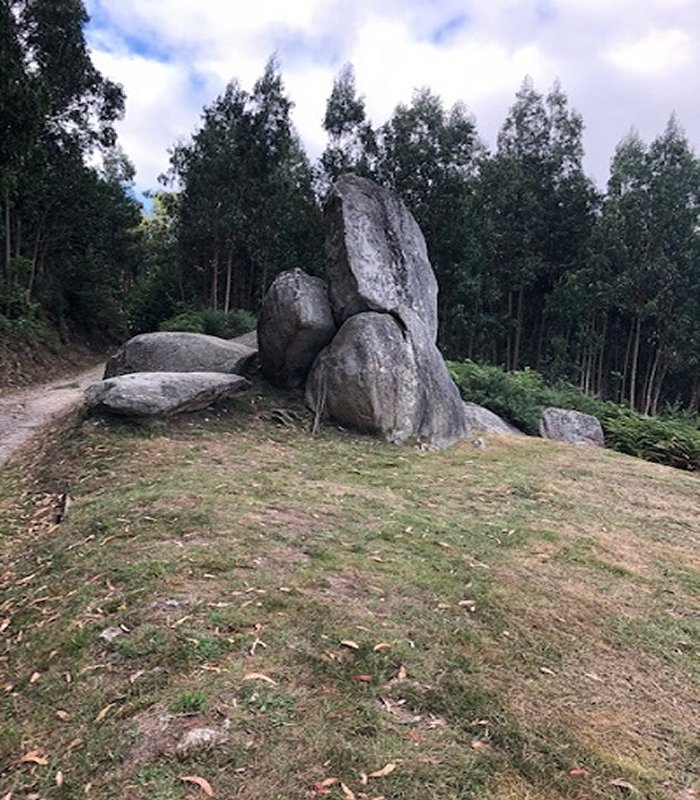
xmin=158 ymin=308 xmax=256 ymax=338
xmin=170 ymin=690 xmax=207 ymax=714
xmin=450 ymin=360 xmax=700 ymax=470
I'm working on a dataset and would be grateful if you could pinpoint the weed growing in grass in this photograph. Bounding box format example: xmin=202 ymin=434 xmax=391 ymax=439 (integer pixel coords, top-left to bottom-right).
xmin=170 ymin=689 xmax=207 ymax=714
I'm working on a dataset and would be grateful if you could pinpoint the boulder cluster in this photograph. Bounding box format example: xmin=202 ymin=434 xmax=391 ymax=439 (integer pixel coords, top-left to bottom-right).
xmin=86 ymin=174 xmax=605 ymax=451
xmin=260 ymin=175 xmax=466 ymax=449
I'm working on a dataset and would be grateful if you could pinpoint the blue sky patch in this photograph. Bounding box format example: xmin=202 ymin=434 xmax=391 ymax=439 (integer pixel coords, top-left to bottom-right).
xmin=430 ymin=13 xmax=470 ymax=45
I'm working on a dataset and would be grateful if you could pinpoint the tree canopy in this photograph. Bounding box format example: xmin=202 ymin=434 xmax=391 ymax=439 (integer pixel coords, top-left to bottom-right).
xmin=2 ymin=22 xmax=698 ymax=413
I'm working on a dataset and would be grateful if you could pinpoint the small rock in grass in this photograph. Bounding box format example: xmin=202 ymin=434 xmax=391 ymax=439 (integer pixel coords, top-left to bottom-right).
xmin=176 ymin=727 xmax=226 ymax=757
xmin=98 ymin=627 xmax=124 ymax=643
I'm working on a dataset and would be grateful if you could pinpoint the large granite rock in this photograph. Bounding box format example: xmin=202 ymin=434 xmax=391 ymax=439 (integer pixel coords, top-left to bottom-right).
xmin=104 ymin=332 xmax=256 ymax=379
xmin=539 ymin=407 xmax=605 ymax=447
xmin=306 ymin=311 xmax=466 ymax=449
xmin=258 ymin=269 xmax=336 ymax=388
xmin=463 ymin=402 xmax=524 ymax=436
xmin=228 ymin=330 xmax=258 ymax=350
xmin=325 ymin=174 xmax=438 ymax=339
xmin=85 ymin=372 xmax=250 ymax=417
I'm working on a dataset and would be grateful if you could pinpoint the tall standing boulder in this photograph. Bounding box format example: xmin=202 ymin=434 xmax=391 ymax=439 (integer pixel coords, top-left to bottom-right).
xmin=258 ymin=269 xmax=337 ymax=388
xmin=324 ymin=175 xmax=438 ymax=339
xmin=306 ymin=312 xmax=466 ymax=449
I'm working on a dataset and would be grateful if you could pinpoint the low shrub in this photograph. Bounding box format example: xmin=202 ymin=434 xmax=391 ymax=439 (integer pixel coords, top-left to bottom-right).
xmin=158 ymin=308 xmax=256 ymax=339
xmin=449 ymin=360 xmax=700 ymax=471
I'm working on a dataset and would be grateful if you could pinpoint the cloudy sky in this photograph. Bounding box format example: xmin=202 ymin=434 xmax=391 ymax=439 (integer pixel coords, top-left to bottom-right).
xmin=85 ymin=0 xmax=699 ymax=197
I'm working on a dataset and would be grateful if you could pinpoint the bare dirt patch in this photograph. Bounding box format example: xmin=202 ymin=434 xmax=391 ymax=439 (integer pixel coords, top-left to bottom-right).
xmin=0 ymin=362 xmax=104 ymax=466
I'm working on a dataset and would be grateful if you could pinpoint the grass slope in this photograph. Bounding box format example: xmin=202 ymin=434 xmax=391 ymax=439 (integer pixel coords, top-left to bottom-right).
xmin=1 ymin=390 xmax=698 ymax=799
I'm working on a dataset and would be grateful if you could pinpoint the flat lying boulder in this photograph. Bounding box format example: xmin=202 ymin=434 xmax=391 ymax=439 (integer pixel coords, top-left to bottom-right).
xmin=85 ymin=372 xmax=250 ymax=417
xmin=325 ymin=174 xmax=438 ymax=339
xmin=228 ymin=330 xmax=258 ymax=350
xmin=104 ymin=332 xmax=256 ymax=379
xmin=306 ymin=312 xmax=466 ymax=449
xmin=539 ymin=407 xmax=605 ymax=447
xmin=259 ymin=269 xmax=336 ymax=388
xmin=463 ymin=402 xmax=524 ymax=436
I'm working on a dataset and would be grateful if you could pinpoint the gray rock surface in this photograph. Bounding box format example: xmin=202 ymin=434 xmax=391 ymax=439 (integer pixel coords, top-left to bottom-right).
xmin=325 ymin=174 xmax=438 ymax=339
xmin=306 ymin=311 xmax=466 ymax=449
xmin=228 ymin=330 xmax=258 ymax=350
xmin=258 ymin=269 xmax=337 ymax=388
xmin=463 ymin=402 xmax=524 ymax=436
xmin=85 ymin=372 xmax=249 ymax=417
xmin=104 ymin=332 xmax=256 ymax=379
xmin=539 ymin=407 xmax=605 ymax=447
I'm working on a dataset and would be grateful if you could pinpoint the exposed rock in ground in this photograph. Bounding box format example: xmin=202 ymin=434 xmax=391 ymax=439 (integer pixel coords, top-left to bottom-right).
xmin=324 ymin=174 xmax=438 ymax=339
xmin=85 ymin=372 xmax=250 ymax=417
xmin=104 ymin=332 xmax=256 ymax=379
xmin=176 ymin=727 xmax=227 ymax=758
xmin=463 ymin=402 xmax=525 ymax=436
xmin=539 ymin=407 xmax=605 ymax=447
xmin=306 ymin=311 xmax=466 ymax=449
xmin=258 ymin=269 xmax=337 ymax=388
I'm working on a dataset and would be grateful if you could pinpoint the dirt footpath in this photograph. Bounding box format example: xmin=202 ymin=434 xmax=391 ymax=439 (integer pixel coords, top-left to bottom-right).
xmin=0 ymin=363 xmax=105 ymax=467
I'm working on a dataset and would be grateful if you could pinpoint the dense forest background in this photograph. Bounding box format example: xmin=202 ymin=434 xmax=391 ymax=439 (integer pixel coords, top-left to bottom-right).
xmin=1 ymin=1 xmax=698 ymax=414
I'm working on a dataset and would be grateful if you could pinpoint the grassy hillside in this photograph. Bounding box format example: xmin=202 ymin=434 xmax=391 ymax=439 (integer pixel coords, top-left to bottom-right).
xmin=0 ymin=390 xmax=698 ymax=799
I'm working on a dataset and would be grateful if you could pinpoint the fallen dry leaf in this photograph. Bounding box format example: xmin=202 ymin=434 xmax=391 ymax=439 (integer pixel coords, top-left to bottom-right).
xmin=19 ymin=751 xmax=49 ymax=766
xmin=395 ymin=664 xmax=407 ymax=682
xmin=340 ymin=639 xmax=360 ymax=650
xmin=368 ymin=762 xmax=397 ymax=778
xmin=242 ymin=672 xmax=277 ymax=686
xmin=55 ymin=770 xmax=64 ymax=786
xmin=373 ymin=642 xmax=391 ymax=651
xmin=340 ymin=783 xmax=356 ymax=800
xmin=95 ymin=702 xmax=117 ymax=722
xmin=539 ymin=667 xmax=556 ymax=676
xmin=55 ymin=710 xmax=71 ymax=721
xmin=351 ymin=674 xmax=373 ymax=682
xmin=569 ymin=767 xmax=588 ymax=777
xmin=610 ymin=778 xmax=641 ymax=794
xmin=180 ymin=775 xmax=215 ymax=796
xmin=29 ymin=671 xmax=41 ymax=684
xmin=310 ymin=776 xmax=337 ymax=795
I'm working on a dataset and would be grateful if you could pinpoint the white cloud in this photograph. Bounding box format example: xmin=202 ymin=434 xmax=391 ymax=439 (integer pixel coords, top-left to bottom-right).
xmin=85 ymin=0 xmax=700 ymax=195
xmin=607 ymin=29 xmax=692 ymax=75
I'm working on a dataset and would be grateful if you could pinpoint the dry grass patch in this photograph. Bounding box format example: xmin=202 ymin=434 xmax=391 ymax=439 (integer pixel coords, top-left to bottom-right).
xmin=0 ymin=397 xmax=698 ymax=799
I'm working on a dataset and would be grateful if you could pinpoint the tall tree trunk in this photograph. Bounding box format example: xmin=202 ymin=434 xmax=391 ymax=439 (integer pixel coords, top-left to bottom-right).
xmin=629 ymin=314 xmax=642 ymax=411
xmin=642 ymin=346 xmax=662 ymax=415
xmin=3 ymin=187 xmax=11 ymax=293
xmin=210 ymin=250 xmax=219 ymax=310
xmin=651 ymin=363 xmax=668 ymax=417
xmin=513 ymin=286 xmax=525 ymax=370
xmin=596 ymin=312 xmax=608 ymax=396
xmin=26 ymin=231 xmax=41 ymax=302
xmin=223 ymin=250 xmax=233 ymax=313
xmin=505 ymin=290 xmax=513 ymax=370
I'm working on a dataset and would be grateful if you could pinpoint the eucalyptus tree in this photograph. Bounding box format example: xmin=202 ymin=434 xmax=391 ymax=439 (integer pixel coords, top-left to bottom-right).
xmin=169 ymin=57 xmax=321 ymax=313
xmin=598 ymin=120 xmax=699 ymax=412
xmin=480 ymin=78 xmax=596 ymax=372
xmin=1 ymin=0 xmax=140 ymax=335
xmin=374 ymin=88 xmax=485 ymax=353
xmin=320 ymin=63 xmax=377 ymax=189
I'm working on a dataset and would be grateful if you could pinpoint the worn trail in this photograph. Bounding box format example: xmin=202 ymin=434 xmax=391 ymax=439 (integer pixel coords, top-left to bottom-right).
xmin=0 ymin=363 xmax=104 ymax=467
